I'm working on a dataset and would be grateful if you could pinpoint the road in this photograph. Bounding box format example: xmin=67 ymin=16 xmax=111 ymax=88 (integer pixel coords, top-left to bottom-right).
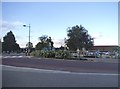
xmin=2 ymin=65 xmax=118 ymax=87
xmin=1 ymin=54 xmax=119 ymax=87
xmin=2 ymin=56 xmax=118 ymax=74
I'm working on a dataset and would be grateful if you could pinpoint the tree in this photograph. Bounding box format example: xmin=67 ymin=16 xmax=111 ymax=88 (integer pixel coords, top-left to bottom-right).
xmin=35 ymin=35 xmax=54 ymax=50
xmin=2 ymin=31 xmax=20 ymax=52
xmin=26 ymin=42 xmax=33 ymax=49
xmin=66 ymin=25 xmax=94 ymax=51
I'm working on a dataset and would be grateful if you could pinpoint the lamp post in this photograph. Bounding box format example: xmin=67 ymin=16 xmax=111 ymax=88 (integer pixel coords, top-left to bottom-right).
xmin=23 ymin=24 xmax=31 ymax=56
xmin=64 ymin=38 xmax=67 ymax=51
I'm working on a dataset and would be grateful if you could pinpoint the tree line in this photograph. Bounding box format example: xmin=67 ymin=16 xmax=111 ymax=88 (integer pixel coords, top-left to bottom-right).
xmin=2 ymin=25 xmax=94 ymax=53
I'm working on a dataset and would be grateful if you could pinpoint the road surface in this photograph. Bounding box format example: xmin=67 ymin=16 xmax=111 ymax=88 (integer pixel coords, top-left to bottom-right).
xmin=1 ymin=54 xmax=119 ymax=87
xmin=2 ymin=65 xmax=118 ymax=87
xmin=2 ymin=56 xmax=118 ymax=74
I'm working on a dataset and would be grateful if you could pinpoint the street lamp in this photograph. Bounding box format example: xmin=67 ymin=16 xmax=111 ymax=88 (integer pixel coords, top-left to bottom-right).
xmin=64 ymin=38 xmax=67 ymax=51
xmin=23 ymin=24 xmax=31 ymax=56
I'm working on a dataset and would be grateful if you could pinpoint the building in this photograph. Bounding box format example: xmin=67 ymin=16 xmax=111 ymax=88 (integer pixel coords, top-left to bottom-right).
xmin=91 ymin=45 xmax=118 ymax=52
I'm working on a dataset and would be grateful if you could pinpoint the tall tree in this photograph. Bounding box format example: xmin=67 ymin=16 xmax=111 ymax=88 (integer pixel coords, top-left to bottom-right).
xmin=2 ymin=31 xmax=20 ymax=52
xmin=66 ymin=25 xmax=94 ymax=51
xmin=35 ymin=35 xmax=54 ymax=50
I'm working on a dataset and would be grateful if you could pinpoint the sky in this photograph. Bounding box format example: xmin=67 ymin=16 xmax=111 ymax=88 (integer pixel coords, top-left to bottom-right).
xmin=1 ymin=2 xmax=118 ymax=48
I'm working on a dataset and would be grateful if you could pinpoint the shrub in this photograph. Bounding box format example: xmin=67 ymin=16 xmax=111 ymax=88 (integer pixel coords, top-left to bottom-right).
xmin=31 ymin=50 xmax=71 ymax=59
xmin=43 ymin=51 xmax=55 ymax=58
xmin=55 ymin=50 xmax=71 ymax=59
xmin=30 ymin=50 xmax=56 ymax=58
xmin=30 ymin=50 xmax=42 ymax=57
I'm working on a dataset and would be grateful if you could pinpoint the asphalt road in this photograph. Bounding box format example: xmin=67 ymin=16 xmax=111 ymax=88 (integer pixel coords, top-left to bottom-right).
xmin=1 ymin=54 xmax=119 ymax=87
xmin=2 ymin=65 xmax=118 ymax=87
xmin=2 ymin=56 xmax=118 ymax=74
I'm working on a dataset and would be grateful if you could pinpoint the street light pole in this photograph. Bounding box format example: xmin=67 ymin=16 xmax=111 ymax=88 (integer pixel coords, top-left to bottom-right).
xmin=28 ymin=24 xmax=30 ymax=48
xmin=23 ymin=24 xmax=31 ymax=56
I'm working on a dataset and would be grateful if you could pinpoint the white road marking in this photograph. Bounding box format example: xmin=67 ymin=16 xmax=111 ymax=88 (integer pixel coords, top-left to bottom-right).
xmin=2 ymin=65 xmax=119 ymax=76
xmin=2 ymin=56 xmax=31 ymax=58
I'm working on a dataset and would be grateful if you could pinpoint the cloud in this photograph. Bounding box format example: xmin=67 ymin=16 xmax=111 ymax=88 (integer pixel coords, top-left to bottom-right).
xmin=1 ymin=20 xmax=25 ymax=31
xmin=0 ymin=20 xmax=26 ymax=45
xmin=91 ymin=32 xmax=118 ymax=45
xmin=52 ymin=39 xmax=65 ymax=47
xmin=94 ymin=37 xmax=118 ymax=46
xmin=91 ymin=32 xmax=102 ymax=39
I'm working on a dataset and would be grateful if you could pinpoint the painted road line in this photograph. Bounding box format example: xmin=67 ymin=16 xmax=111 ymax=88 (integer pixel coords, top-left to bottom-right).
xmin=2 ymin=56 xmax=32 ymax=59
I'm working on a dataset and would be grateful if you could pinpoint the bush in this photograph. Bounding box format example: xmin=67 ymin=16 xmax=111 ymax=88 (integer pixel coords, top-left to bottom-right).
xmin=55 ymin=50 xmax=71 ymax=59
xmin=31 ymin=50 xmax=71 ymax=59
xmin=43 ymin=51 xmax=55 ymax=58
xmin=30 ymin=50 xmax=42 ymax=57
xmin=30 ymin=50 xmax=55 ymax=58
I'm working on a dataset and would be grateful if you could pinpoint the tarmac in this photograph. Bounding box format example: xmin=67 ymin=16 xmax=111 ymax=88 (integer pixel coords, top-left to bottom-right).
xmin=85 ymin=58 xmax=119 ymax=63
